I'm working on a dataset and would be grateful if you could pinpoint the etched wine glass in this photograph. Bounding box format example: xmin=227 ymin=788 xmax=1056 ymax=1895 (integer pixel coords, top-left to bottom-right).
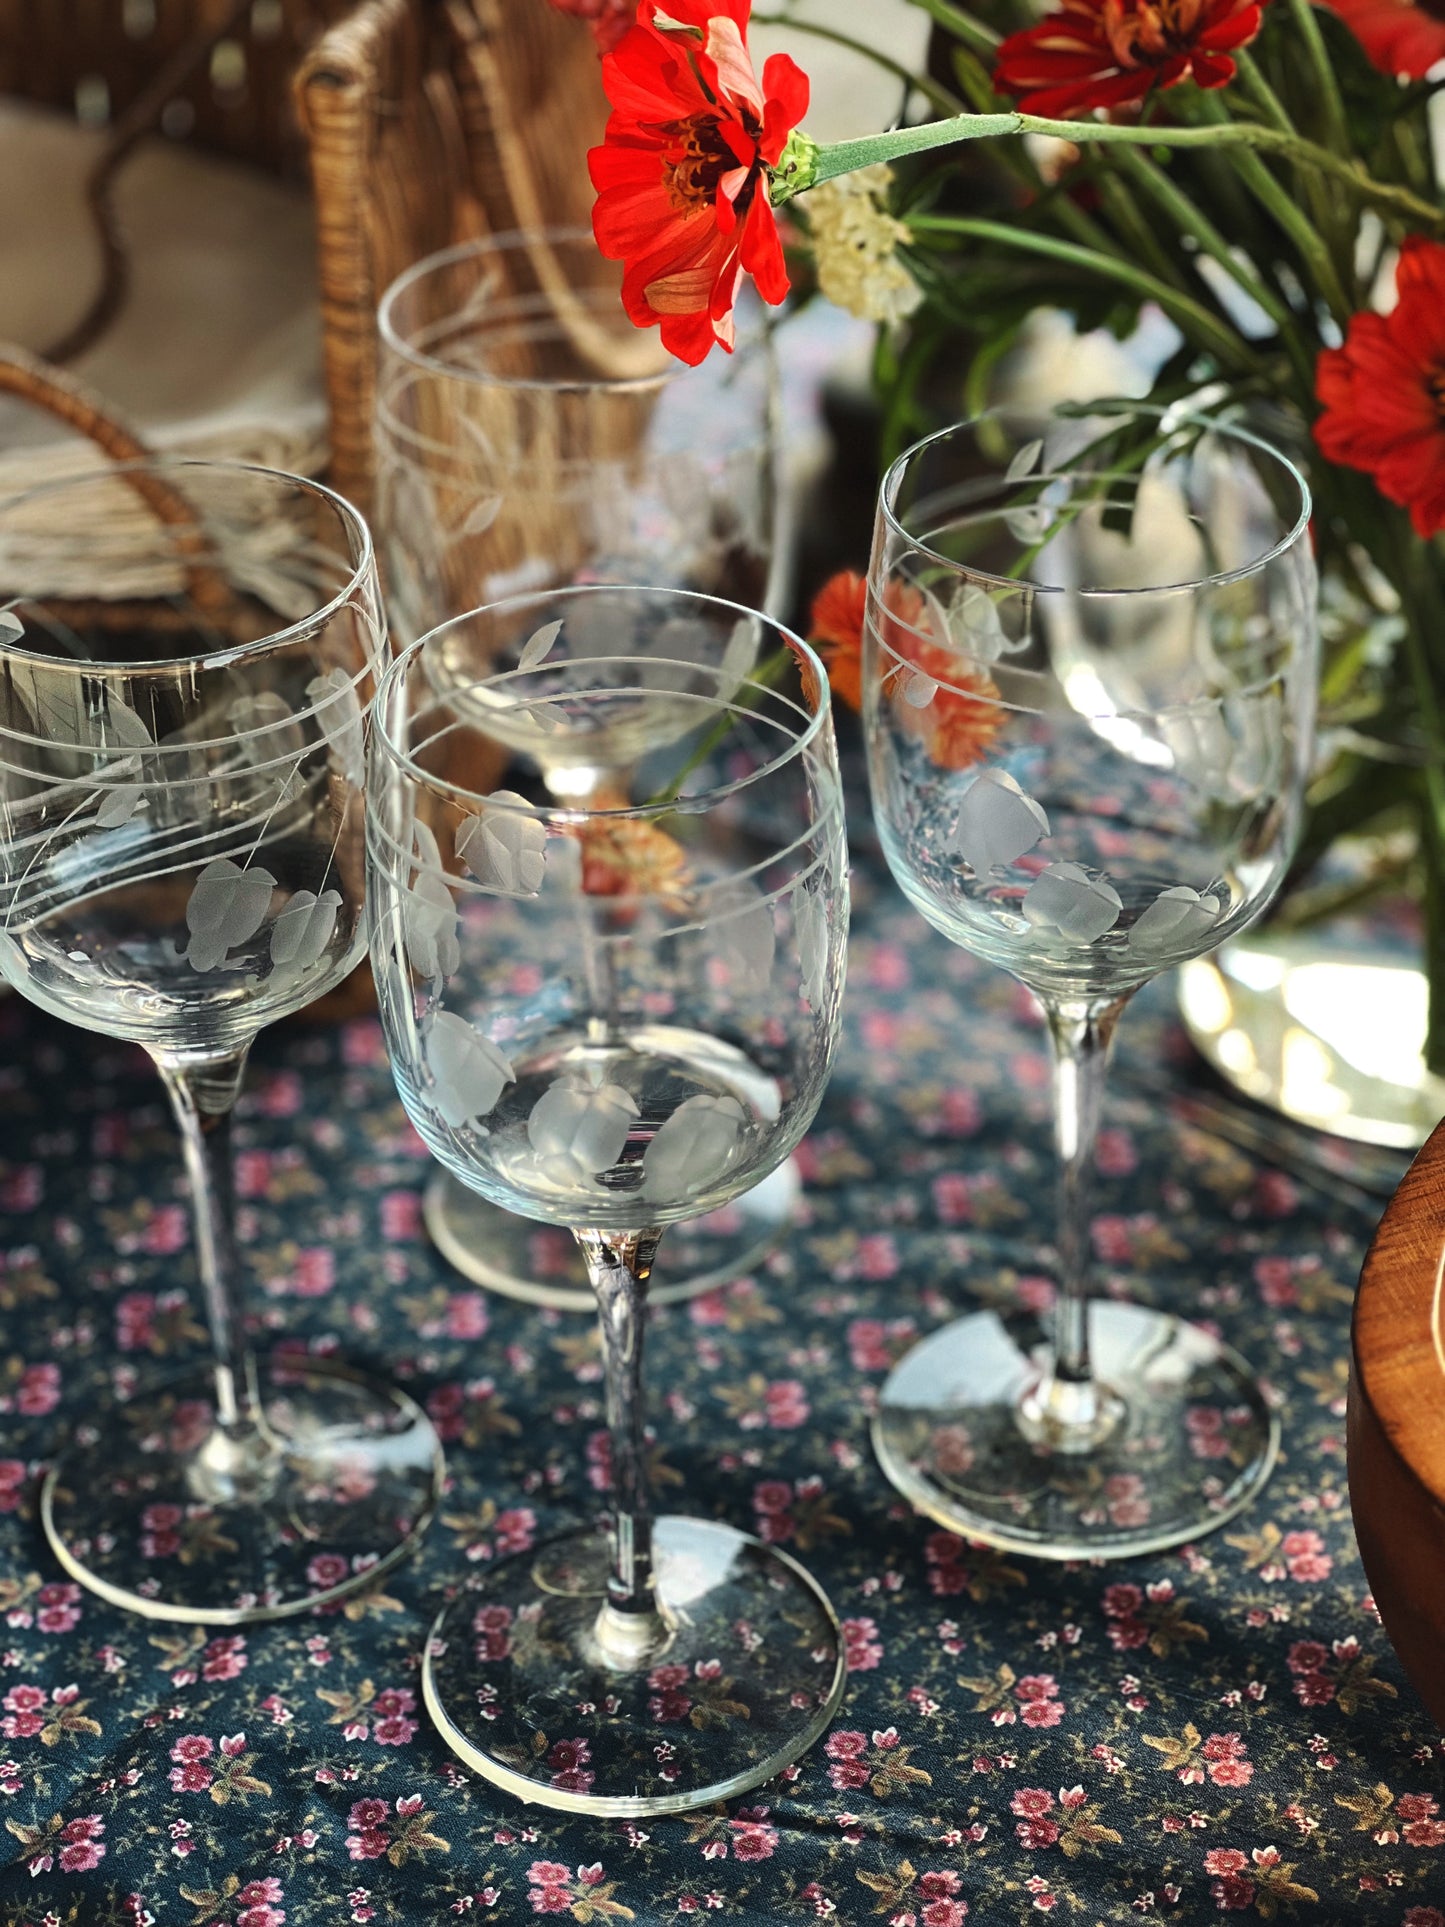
xmin=0 ymin=458 xmax=443 ymax=1622
xmin=367 ymin=585 xmax=850 ymax=1813
xmin=864 ymin=405 xmax=1318 ymax=1558
xmin=377 ymin=228 xmax=795 ymax=1309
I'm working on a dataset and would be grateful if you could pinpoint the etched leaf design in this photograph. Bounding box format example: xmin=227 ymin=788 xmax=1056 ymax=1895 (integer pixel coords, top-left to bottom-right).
xmin=642 ymin=1092 xmax=748 ymax=1202
xmin=0 ymin=608 xmax=23 ymax=644
xmin=1005 ymin=438 xmax=1044 ymax=483
xmin=95 ymin=782 xmax=146 ymax=829
xmin=185 ymin=859 xmax=277 ymax=971
xmin=527 ymin=1077 xmax=639 ymax=1184
xmin=902 ymin=671 xmax=937 ymax=709
xmin=454 ymin=495 xmax=503 ymax=541
xmin=455 ymin=792 xmax=547 ymax=896
xmin=425 ymin=1011 xmax=514 ymax=1127
xmin=1022 ymin=862 xmax=1122 ymax=944
xmin=720 ymin=616 xmax=759 ymax=691
xmin=1127 ymin=884 xmax=1221 ymax=954
xmin=403 ymin=822 xmax=460 ymax=980
xmin=516 ymin=619 xmax=563 ymax=670
xmin=269 ymin=888 xmax=342 ymax=970
xmin=96 ymin=696 xmax=153 ymax=751
xmin=710 ymin=878 xmax=775 ymax=997
xmin=306 ymin=667 xmax=366 ymax=785
xmin=951 ymin=768 xmax=1049 ymax=874
xmin=794 ymin=880 xmax=831 ymax=1014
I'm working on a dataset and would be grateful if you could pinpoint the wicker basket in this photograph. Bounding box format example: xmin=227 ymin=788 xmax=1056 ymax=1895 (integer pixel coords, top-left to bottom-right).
xmin=0 ymin=0 xmax=609 ymax=513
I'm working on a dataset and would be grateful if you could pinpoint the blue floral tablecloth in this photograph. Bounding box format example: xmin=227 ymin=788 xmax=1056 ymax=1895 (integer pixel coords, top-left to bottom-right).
xmin=0 ymin=841 xmax=1441 ymax=1927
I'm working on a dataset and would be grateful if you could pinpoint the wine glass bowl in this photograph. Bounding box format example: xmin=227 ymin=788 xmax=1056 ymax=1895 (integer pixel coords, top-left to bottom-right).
xmin=367 ymin=586 xmax=850 ymax=1814
xmin=865 ymin=406 xmax=1317 ymax=1558
xmin=0 ymin=459 xmax=443 ymax=1622
xmin=376 ymin=230 xmax=792 ymax=1307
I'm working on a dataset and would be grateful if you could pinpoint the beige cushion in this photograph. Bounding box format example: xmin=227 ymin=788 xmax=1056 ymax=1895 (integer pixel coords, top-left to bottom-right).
xmin=0 ymin=99 xmax=324 ymax=468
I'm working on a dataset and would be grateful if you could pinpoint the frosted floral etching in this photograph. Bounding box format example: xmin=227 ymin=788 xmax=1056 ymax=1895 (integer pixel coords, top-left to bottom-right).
xmin=403 ymin=823 xmax=461 ymax=981
xmin=268 ymin=890 xmax=343 ymax=973
xmin=1022 ymin=862 xmax=1122 ymax=944
xmin=527 ymin=1077 xmax=639 ymax=1187
xmin=1128 ymin=883 xmax=1222 ymax=952
xmin=710 ymin=880 xmax=775 ymax=998
xmin=517 ymin=620 xmax=563 ymax=670
xmin=185 ymin=859 xmax=277 ymax=972
xmin=307 ymin=669 xmax=366 ymax=787
xmin=794 ymin=881 xmax=831 ymax=1015
xmin=456 ymin=793 xmax=548 ymax=897
xmin=952 ymin=769 xmax=1050 ymax=875
xmin=642 ymin=1092 xmax=747 ymax=1202
xmin=425 ymin=1011 xmax=515 ymax=1128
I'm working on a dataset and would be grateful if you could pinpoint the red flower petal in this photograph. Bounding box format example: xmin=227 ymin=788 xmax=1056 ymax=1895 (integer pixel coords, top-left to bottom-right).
xmin=1318 ymin=0 xmax=1445 ymax=76
xmin=993 ymin=0 xmax=1261 ymax=115
xmin=588 ymin=0 xmax=802 ymax=362
xmin=1314 ymin=239 xmax=1445 ymax=539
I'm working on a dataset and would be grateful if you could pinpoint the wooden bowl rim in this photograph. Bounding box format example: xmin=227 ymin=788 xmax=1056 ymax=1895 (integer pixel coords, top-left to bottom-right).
xmin=1354 ymin=1115 xmax=1445 ymax=1504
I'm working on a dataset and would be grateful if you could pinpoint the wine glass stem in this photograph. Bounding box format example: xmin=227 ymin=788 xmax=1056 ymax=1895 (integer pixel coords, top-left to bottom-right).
xmin=1028 ymin=996 xmax=1130 ymax=1447
xmin=577 ymin=1226 xmax=670 ymax=1669
xmin=153 ymin=1048 xmax=274 ymax=1494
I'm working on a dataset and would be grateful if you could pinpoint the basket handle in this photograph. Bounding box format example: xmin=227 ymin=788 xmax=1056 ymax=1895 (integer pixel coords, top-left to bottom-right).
xmin=0 ymin=344 xmax=232 ymax=616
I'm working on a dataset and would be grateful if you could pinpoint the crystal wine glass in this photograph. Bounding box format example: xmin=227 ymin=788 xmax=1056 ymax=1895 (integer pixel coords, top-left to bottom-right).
xmin=864 ymin=405 xmax=1318 ymax=1558
xmin=367 ymin=585 xmax=849 ymax=1813
xmin=377 ymin=228 xmax=794 ymax=1309
xmin=0 ymin=458 xmax=444 ymax=1622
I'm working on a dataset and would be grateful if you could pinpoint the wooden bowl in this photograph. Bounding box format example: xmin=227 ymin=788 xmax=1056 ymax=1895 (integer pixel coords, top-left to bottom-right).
xmin=1348 ymin=1117 xmax=1445 ymax=1727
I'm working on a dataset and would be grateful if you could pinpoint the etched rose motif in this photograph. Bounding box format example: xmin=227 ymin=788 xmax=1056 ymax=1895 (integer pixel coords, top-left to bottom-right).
xmin=951 ymin=768 xmax=1049 ymax=875
xmin=527 ymin=1077 xmax=639 ymax=1186
xmin=403 ymin=822 xmax=460 ymax=980
xmin=424 ymin=1012 xmax=514 ymax=1128
xmin=456 ymin=792 xmax=548 ymax=897
xmin=1022 ymin=861 xmax=1122 ymax=944
xmin=185 ymin=859 xmax=277 ymax=972
xmin=642 ymin=1092 xmax=748 ymax=1202
xmin=1127 ymin=883 xmax=1222 ymax=954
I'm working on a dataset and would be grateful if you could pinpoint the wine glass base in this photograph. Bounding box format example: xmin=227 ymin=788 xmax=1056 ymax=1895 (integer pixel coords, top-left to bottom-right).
xmin=872 ymin=1301 xmax=1279 ymax=1560
xmin=421 ymin=1516 xmax=846 ymax=1816
xmin=422 ymin=1158 xmax=801 ymax=1311
xmin=40 ymin=1356 xmax=444 ymax=1625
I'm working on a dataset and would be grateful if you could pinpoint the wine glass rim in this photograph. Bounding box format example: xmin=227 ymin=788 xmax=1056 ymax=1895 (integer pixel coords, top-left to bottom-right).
xmin=377 ymin=227 xmax=768 ymax=393
xmin=877 ymin=402 xmax=1313 ymax=600
xmin=372 ymin=584 xmax=832 ymax=818
xmin=0 ymin=457 xmax=376 ymax=676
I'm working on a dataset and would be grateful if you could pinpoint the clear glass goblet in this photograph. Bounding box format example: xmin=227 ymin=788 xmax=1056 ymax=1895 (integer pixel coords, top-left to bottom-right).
xmin=0 ymin=458 xmax=444 ymax=1622
xmin=367 ymin=586 xmax=849 ymax=1814
xmin=864 ymin=405 xmax=1317 ymax=1559
xmin=377 ymin=228 xmax=792 ymax=1309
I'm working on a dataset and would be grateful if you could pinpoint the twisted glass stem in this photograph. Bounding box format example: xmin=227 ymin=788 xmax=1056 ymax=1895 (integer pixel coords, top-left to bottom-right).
xmin=577 ymin=1226 xmax=669 ymax=1668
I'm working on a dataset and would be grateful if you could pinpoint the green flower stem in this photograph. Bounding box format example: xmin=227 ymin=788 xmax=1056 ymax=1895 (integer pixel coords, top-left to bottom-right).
xmin=1283 ymin=0 xmax=1351 ymax=156
xmin=750 ymin=14 xmax=962 ymax=117
xmin=1231 ymin=51 xmax=1353 ymax=303
xmin=774 ymin=111 xmax=1445 ymax=237
xmin=1108 ymin=145 xmax=1315 ymax=391
xmin=1091 ymin=170 xmax=1196 ymax=296
xmin=901 ymin=0 xmax=1001 ymax=60
xmin=906 ymin=213 xmax=1258 ymax=375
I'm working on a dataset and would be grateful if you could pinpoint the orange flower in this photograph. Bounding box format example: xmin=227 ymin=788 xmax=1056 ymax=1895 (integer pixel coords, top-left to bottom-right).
xmin=577 ymin=817 xmax=693 ymax=909
xmin=809 ymin=568 xmax=1003 ymax=771
xmin=807 ymin=569 xmax=867 ymax=711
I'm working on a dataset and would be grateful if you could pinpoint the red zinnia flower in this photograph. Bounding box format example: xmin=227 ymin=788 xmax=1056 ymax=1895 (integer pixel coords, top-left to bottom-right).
xmin=1319 ymin=0 xmax=1445 ymax=75
xmin=546 ymin=0 xmax=637 ymax=55
xmin=1315 ymin=237 xmax=1445 ymax=540
xmin=588 ymin=0 xmax=808 ymax=364
xmin=992 ymin=0 xmax=1264 ymax=118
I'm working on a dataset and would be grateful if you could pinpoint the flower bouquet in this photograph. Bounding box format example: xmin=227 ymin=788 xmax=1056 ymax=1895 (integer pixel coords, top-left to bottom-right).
xmin=548 ymin=0 xmax=1445 ymax=1085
